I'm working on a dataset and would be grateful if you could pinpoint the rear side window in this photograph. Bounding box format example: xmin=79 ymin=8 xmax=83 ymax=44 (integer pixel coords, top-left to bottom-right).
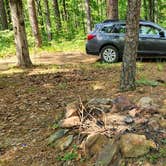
xmin=101 ymin=24 xmax=126 ymax=34
xmin=112 ymin=24 xmax=126 ymax=33
xmin=101 ymin=25 xmax=113 ymax=33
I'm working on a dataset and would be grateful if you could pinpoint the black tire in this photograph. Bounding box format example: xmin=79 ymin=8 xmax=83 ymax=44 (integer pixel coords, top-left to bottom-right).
xmin=100 ymin=45 xmax=119 ymax=63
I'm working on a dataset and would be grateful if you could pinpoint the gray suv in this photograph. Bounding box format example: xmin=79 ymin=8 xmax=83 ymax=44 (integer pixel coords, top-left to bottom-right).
xmin=86 ymin=20 xmax=166 ymax=63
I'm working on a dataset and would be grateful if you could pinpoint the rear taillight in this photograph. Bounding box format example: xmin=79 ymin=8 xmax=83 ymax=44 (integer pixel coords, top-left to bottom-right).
xmin=87 ymin=34 xmax=96 ymax=40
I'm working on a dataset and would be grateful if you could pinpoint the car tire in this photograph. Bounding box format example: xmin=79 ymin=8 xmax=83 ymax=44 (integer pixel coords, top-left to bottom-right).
xmin=100 ymin=45 xmax=119 ymax=63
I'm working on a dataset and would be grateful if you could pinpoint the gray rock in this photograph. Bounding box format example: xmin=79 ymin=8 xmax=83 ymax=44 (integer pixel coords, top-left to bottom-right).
xmin=88 ymin=98 xmax=112 ymax=105
xmin=48 ymin=129 xmax=69 ymax=145
xmin=113 ymin=96 xmax=135 ymax=112
xmin=95 ymin=139 xmax=120 ymax=166
xmin=81 ymin=133 xmax=108 ymax=156
xmin=55 ymin=135 xmax=73 ymax=151
xmin=138 ymin=97 xmax=158 ymax=110
xmin=124 ymin=116 xmax=134 ymax=124
xmin=87 ymin=98 xmax=113 ymax=113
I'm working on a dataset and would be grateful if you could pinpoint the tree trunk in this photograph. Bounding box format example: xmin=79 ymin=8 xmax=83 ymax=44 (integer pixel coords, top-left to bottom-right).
xmin=28 ymin=0 xmax=42 ymax=47
xmin=5 ymin=0 xmax=12 ymax=27
xmin=62 ymin=0 xmax=68 ymax=21
xmin=120 ymin=0 xmax=141 ymax=91
xmin=35 ymin=0 xmax=45 ymax=34
xmin=53 ymin=0 xmax=62 ymax=32
xmin=9 ymin=0 xmax=32 ymax=68
xmin=149 ymin=0 xmax=155 ymax=22
xmin=143 ymin=0 xmax=148 ymax=20
xmin=85 ymin=0 xmax=92 ymax=33
xmin=107 ymin=0 xmax=119 ymax=19
xmin=43 ymin=0 xmax=52 ymax=41
xmin=0 ymin=0 xmax=8 ymax=30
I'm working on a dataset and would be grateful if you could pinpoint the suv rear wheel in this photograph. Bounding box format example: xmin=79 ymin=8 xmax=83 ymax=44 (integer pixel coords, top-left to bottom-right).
xmin=100 ymin=45 xmax=119 ymax=63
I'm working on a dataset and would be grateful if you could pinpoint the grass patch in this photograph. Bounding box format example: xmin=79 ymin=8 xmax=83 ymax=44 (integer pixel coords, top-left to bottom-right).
xmin=136 ymin=78 xmax=159 ymax=87
xmin=146 ymin=146 xmax=166 ymax=164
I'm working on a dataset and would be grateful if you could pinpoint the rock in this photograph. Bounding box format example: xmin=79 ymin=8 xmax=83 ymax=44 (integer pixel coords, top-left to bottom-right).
xmin=148 ymin=118 xmax=160 ymax=131
xmin=95 ymin=139 xmax=120 ymax=166
xmin=47 ymin=129 xmax=69 ymax=145
xmin=120 ymin=133 xmax=156 ymax=158
xmin=88 ymin=98 xmax=112 ymax=105
xmin=158 ymin=119 xmax=166 ymax=129
xmin=53 ymin=135 xmax=73 ymax=151
xmin=59 ymin=116 xmax=81 ymax=128
xmin=88 ymin=98 xmax=113 ymax=113
xmin=82 ymin=133 xmax=108 ymax=156
xmin=124 ymin=116 xmax=134 ymax=124
xmin=138 ymin=97 xmax=158 ymax=110
xmin=128 ymin=108 xmax=140 ymax=117
xmin=135 ymin=118 xmax=149 ymax=125
xmin=113 ymin=96 xmax=135 ymax=112
xmin=65 ymin=102 xmax=78 ymax=118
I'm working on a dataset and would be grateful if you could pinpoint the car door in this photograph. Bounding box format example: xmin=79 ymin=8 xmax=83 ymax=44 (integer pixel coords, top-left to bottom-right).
xmin=138 ymin=24 xmax=166 ymax=55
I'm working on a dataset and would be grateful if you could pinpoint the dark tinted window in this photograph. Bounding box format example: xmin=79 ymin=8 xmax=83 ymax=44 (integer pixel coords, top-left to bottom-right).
xmin=112 ymin=24 xmax=126 ymax=33
xmin=101 ymin=25 xmax=113 ymax=33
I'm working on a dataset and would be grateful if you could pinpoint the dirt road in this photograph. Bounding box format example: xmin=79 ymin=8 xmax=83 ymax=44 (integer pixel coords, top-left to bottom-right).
xmin=0 ymin=52 xmax=99 ymax=70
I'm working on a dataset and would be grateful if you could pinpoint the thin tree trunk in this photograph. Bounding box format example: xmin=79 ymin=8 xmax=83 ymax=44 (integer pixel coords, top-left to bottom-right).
xmin=35 ymin=0 xmax=45 ymax=33
xmin=143 ymin=0 xmax=148 ymax=20
xmin=28 ymin=0 xmax=42 ymax=47
xmin=53 ymin=0 xmax=62 ymax=32
xmin=149 ymin=0 xmax=155 ymax=22
xmin=0 ymin=0 xmax=8 ymax=30
xmin=120 ymin=0 xmax=141 ymax=91
xmin=5 ymin=0 xmax=12 ymax=26
xmin=62 ymin=0 xmax=67 ymax=21
xmin=107 ymin=0 xmax=119 ymax=19
xmin=43 ymin=0 xmax=52 ymax=41
xmin=85 ymin=0 xmax=92 ymax=33
xmin=9 ymin=0 xmax=32 ymax=68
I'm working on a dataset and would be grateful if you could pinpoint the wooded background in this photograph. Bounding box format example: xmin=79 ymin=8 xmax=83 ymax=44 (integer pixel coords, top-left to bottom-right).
xmin=0 ymin=0 xmax=166 ymax=46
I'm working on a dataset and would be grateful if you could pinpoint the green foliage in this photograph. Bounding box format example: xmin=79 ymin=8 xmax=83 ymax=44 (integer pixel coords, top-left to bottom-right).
xmin=0 ymin=30 xmax=15 ymax=57
xmin=157 ymin=63 xmax=164 ymax=71
xmin=136 ymin=78 xmax=159 ymax=87
xmin=56 ymin=152 xmax=78 ymax=161
xmin=146 ymin=147 xmax=166 ymax=164
xmin=56 ymin=144 xmax=79 ymax=161
xmin=1 ymin=0 xmax=166 ymax=58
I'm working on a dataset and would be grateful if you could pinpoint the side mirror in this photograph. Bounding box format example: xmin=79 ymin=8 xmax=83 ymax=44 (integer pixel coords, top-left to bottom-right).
xmin=159 ymin=31 xmax=165 ymax=37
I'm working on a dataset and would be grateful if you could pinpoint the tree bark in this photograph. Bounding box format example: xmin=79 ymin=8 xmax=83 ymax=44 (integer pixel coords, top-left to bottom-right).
xmin=0 ymin=0 xmax=8 ymax=30
xmin=43 ymin=0 xmax=52 ymax=41
xmin=143 ymin=0 xmax=148 ymax=20
xmin=149 ymin=0 xmax=155 ymax=22
xmin=85 ymin=0 xmax=92 ymax=33
xmin=120 ymin=0 xmax=141 ymax=91
xmin=9 ymin=0 xmax=32 ymax=68
xmin=53 ymin=0 xmax=62 ymax=32
xmin=107 ymin=0 xmax=119 ymax=20
xmin=5 ymin=0 xmax=12 ymax=26
xmin=28 ymin=0 xmax=42 ymax=47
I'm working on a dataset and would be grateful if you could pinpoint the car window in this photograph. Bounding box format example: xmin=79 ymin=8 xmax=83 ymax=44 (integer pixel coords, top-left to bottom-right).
xmin=139 ymin=25 xmax=160 ymax=36
xmin=101 ymin=25 xmax=113 ymax=33
xmin=111 ymin=24 xmax=126 ymax=34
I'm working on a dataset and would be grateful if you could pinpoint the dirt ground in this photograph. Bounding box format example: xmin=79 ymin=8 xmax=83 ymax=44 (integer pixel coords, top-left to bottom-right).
xmin=0 ymin=52 xmax=99 ymax=70
xmin=0 ymin=52 xmax=166 ymax=165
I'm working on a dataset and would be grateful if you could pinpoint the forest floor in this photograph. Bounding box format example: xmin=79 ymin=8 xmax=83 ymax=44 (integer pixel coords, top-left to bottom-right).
xmin=0 ymin=52 xmax=166 ymax=166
